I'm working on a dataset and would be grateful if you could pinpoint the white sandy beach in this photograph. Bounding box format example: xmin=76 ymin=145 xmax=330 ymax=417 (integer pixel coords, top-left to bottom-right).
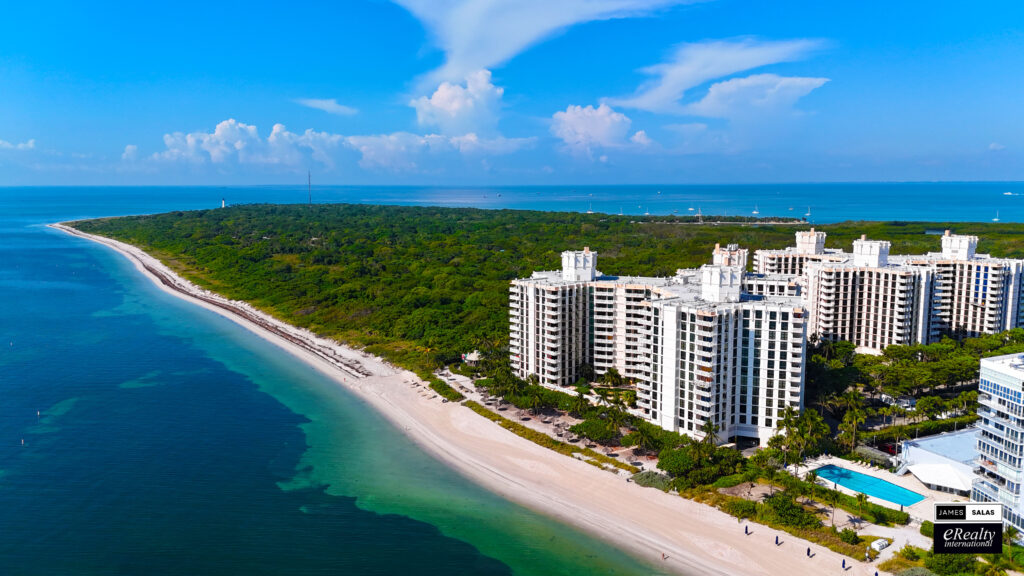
xmin=53 ymin=222 xmax=882 ymax=576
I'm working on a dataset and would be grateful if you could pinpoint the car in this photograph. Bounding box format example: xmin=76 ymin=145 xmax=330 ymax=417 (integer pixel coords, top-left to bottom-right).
xmin=870 ymin=538 xmax=890 ymax=552
xmin=879 ymin=443 xmax=898 ymax=455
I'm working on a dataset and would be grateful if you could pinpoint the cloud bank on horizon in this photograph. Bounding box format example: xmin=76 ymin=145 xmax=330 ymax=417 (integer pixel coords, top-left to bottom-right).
xmin=1 ymin=0 xmax=1020 ymax=184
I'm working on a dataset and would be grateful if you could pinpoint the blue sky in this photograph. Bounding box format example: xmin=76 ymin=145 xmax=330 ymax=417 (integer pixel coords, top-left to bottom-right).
xmin=1 ymin=0 xmax=1022 ymax=185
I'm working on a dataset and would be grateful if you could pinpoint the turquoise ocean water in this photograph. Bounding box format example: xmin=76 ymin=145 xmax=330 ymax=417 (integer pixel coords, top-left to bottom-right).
xmin=0 ymin=183 xmax=1019 ymax=575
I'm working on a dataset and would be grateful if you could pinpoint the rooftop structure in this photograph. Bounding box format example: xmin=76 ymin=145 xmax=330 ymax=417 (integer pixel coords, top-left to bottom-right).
xmin=900 ymin=428 xmax=979 ymax=496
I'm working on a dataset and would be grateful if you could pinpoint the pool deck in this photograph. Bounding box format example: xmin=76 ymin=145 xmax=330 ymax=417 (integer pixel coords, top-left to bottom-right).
xmin=792 ymin=456 xmax=962 ymax=523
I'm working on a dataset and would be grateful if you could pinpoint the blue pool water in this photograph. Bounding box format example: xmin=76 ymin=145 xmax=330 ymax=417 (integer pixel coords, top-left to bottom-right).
xmin=814 ymin=464 xmax=925 ymax=507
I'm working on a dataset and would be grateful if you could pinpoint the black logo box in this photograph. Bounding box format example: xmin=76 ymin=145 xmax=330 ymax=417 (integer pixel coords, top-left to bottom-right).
xmin=933 ymin=522 xmax=1003 ymax=555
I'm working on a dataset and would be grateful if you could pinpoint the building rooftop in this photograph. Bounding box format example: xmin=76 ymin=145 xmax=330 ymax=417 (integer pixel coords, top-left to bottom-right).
xmin=904 ymin=428 xmax=979 ymax=464
xmin=982 ymin=353 xmax=1024 ymax=373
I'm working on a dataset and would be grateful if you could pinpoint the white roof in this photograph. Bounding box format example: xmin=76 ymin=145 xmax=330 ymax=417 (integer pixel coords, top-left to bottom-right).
xmin=907 ymin=463 xmax=973 ymax=492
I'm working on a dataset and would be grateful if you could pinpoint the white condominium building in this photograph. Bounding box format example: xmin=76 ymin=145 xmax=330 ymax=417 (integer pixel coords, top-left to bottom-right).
xmin=973 ymin=354 xmax=1024 ymax=533
xmin=508 ymin=249 xmax=595 ymax=387
xmin=639 ymin=267 xmax=806 ymax=445
xmin=804 ymin=237 xmax=933 ymax=351
xmin=890 ymin=231 xmax=1024 ymax=340
xmin=753 ymin=228 xmax=847 ymax=275
xmin=761 ymin=229 xmax=1024 ymax=352
xmin=510 ymin=248 xmax=806 ymax=445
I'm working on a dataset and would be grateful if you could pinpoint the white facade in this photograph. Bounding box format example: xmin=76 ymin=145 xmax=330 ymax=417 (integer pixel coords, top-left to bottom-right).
xmin=638 ymin=275 xmax=806 ymax=445
xmin=753 ymin=228 xmax=846 ymax=276
xmin=510 ymin=249 xmax=806 ymax=445
xmin=712 ymin=243 xmax=749 ymax=268
xmin=762 ymin=229 xmax=1024 ymax=352
xmin=973 ymin=354 xmax=1024 ymax=533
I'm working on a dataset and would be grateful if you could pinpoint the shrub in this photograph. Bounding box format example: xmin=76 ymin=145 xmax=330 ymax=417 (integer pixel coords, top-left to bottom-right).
xmin=426 ymin=375 xmax=464 ymax=401
xmin=839 ymin=528 xmax=861 ymax=545
xmin=723 ymin=499 xmax=757 ymax=519
xmin=569 ymin=418 xmax=618 ymax=445
xmin=632 ymin=471 xmax=672 ymax=491
xmin=899 ymin=545 xmax=920 ymax=561
xmin=763 ymin=492 xmax=821 ymax=529
xmin=920 ymin=520 xmax=934 ymax=538
xmin=923 ymin=553 xmax=977 ymax=576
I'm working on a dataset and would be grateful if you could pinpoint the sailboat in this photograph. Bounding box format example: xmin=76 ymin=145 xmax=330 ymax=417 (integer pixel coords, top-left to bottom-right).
xmin=687 ymin=206 xmax=695 ymax=212
xmin=752 ymin=205 xmax=760 ymax=215
xmin=993 ymin=211 xmax=1000 ymax=222
xmin=804 ymin=206 xmax=812 ymax=218
xmin=586 ymin=202 xmax=594 ymax=214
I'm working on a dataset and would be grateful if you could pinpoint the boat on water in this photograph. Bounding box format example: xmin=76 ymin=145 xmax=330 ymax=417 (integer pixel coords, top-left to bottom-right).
xmin=752 ymin=205 xmax=760 ymax=215
xmin=993 ymin=211 xmax=1000 ymax=222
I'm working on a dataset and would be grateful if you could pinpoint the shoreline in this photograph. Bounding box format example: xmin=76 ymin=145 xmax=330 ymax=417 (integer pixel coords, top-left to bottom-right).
xmin=51 ymin=222 xmax=879 ymax=576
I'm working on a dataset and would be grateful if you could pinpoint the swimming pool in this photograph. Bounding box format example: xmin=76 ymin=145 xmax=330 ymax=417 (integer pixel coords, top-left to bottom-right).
xmin=814 ymin=464 xmax=925 ymax=507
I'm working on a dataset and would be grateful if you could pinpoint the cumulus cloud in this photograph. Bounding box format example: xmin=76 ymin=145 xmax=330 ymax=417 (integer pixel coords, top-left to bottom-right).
xmin=150 ymin=119 xmax=344 ymax=168
xmin=630 ymin=130 xmax=654 ymax=146
xmin=141 ymin=118 xmax=530 ymax=174
xmin=989 ymin=142 xmax=1007 ymax=151
xmin=294 ymin=98 xmax=358 ymax=116
xmin=0 ymin=138 xmax=35 ymax=150
xmin=411 ymin=70 xmax=504 ymax=135
xmin=685 ymin=73 xmax=828 ymax=118
xmin=121 ymin=145 xmax=139 ymax=161
xmin=608 ymin=38 xmax=824 ymax=114
xmin=393 ymin=0 xmax=690 ymax=83
xmin=551 ymin=103 xmax=633 ymax=155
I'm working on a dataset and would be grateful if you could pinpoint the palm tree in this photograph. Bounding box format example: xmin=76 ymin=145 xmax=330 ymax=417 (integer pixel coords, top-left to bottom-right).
xmin=569 ymin=391 xmax=589 ymax=418
xmin=800 ymin=470 xmax=819 ymax=506
xmin=764 ymin=466 xmax=778 ymax=496
xmin=526 ymin=390 xmax=543 ymax=415
xmin=855 ymin=492 xmax=869 ymax=520
xmin=630 ymin=424 xmax=658 ymax=455
xmin=827 ymin=490 xmax=840 ymax=527
xmin=696 ymin=419 xmax=719 ymax=463
xmin=1003 ymin=525 xmax=1019 ymax=546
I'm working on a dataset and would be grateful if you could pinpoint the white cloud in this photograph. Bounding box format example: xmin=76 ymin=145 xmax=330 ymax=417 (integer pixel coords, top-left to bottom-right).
xmin=608 ymin=38 xmax=823 ymax=113
xmin=0 ymin=138 xmax=35 ymax=150
xmin=150 ymin=119 xmax=344 ymax=168
xmin=139 ymin=118 xmax=530 ymax=174
xmin=989 ymin=142 xmax=1007 ymax=151
xmin=411 ymin=70 xmax=504 ymax=135
xmin=393 ymin=0 xmax=690 ymax=83
xmin=684 ymin=73 xmax=828 ymax=118
xmin=345 ymin=132 xmax=447 ymax=171
xmin=294 ymin=98 xmax=358 ymax=116
xmin=630 ymin=130 xmax=654 ymax=146
xmin=551 ymin=103 xmax=633 ymax=155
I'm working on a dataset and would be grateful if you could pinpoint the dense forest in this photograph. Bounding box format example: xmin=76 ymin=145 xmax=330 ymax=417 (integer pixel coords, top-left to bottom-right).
xmin=70 ymin=203 xmax=1024 ymax=375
